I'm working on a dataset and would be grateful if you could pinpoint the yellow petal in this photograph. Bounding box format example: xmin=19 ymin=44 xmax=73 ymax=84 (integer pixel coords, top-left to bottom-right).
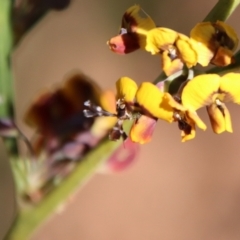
xmin=176 ymin=34 xmax=198 ymax=68
xmin=186 ymin=110 xmax=207 ymax=130
xmin=190 ymin=38 xmax=213 ymax=66
xmin=220 ymin=73 xmax=240 ymax=104
xmin=130 ymin=115 xmax=157 ymax=144
xmin=136 ymin=82 xmax=175 ymax=122
xmin=190 ymin=22 xmax=215 ymax=46
xmin=206 ymin=103 xmax=232 ymax=134
xmin=164 ymin=93 xmax=186 ymax=112
xmin=190 ymin=21 xmax=238 ymax=66
xmin=145 ymin=28 xmax=178 ymax=54
xmin=122 ymin=5 xmax=156 ymax=49
xmin=122 ymin=5 xmax=156 ymax=34
xmin=181 ymin=74 xmax=221 ymax=111
xmin=116 ymin=77 xmax=138 ymax=103
xmin=181 ymin=126 xmax=196 ymax=142
xmin=99 ymin=90 xmax=116 ymax=113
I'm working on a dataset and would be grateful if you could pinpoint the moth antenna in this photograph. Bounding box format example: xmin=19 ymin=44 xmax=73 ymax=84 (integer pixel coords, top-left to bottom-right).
xmin=84 ymin=100 xmax=91 ymax=107
xmin=83 ymin=109 xmax=98 ymax=118
xmin=83 ymin=100 xmax=117 ymax=118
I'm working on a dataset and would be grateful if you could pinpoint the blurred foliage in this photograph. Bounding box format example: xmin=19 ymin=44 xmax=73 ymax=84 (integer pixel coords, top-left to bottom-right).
xmin=12 ymin=0 xmax=71 ymax=45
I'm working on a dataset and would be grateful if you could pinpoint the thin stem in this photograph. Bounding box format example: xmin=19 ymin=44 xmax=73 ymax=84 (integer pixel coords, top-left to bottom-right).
xmin=6 ymin=125 xmax=130 ymax=240
xmin=0 ymin=1 xmax=14 ymax=118
xmin=0 ymin=1 xmax=19 ymax=156
xmin=204 ymin=0 xmax=240 ymax=22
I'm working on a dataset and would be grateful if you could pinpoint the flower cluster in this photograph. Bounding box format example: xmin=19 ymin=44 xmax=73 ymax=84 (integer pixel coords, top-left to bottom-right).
xmin=84 ymin=5 xmax=240 ymax=144
xmin=107 ymin=5 xmax=238 ymax=76
xmin=20 ymin=73 xmax=140 ymax=202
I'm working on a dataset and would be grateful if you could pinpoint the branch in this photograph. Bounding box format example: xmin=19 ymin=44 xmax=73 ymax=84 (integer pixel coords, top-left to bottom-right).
xmin=204 ymin=0 xmax=240 ymax=22
xmin=6 ymin=130 xmax=129 ymax=240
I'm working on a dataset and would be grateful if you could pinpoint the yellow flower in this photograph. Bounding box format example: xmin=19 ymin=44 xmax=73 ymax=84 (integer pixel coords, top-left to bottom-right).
xmin=107 ymin=5 xmax=156 ymax=54
xmin=136 ymin=82 xmax=185 ymax=122
xmin=145 ymin=28 xmax=199 ymax=76
xmin=181 ymin=73 xmax=240 ymax=134
xmin=122 ymin=5 xmax=156 ymax=35
xmin=190 ymin=21 xmax=239 ymax=67
xmin=116 ymin=77 xmax=202 ymax=143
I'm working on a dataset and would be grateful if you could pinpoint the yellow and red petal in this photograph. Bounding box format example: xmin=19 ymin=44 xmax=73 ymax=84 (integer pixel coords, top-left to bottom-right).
xmin=107 ymin=5 xmax=155 ymax=54
xmin=120 ymin=5 xmax=156 ymax=50
xmin=206 ymin=103 xmax=232 ymax=134
xmin=130 ymin=115 xmax=157 ymax=144
xmin=145 ymin=28 xmax=178 ymax=54
xmin=190 ymin=21 xmax=238 ymax=67
xmin=122 ymin=5 xmax=156 ymax=34
xmin=211 ymin=47 xmax=234 ymax=66
xmin=190 ymin=21 xmax=238 ymax=50
xmin=116 ymin=77 xmax=138 ymax=103
xmin=181 ymin=74 xmax=221 ymax=111
xmin=220 ymin=73 xmax=240 ymax=104
xmin=107 ymin=34 xmax=140 ymax=54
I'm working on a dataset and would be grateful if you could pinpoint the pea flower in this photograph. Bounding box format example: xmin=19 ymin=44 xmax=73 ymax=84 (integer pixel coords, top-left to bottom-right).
xmin=85 ymin=77 xmax=206 ymax=143
xmin=190 ymin=21 xmax=239 ymax=67
xmin=108 ymin=5 xmax=239 ymax=78
xmin=135 ymin=79 xmax=207 ymax=142
xmin=107 ymin=5 xmax=156 ymax=54
xmin=181 ymin=73 xmax=240 ymax=134
xmin=145 ymin=28 xmax=202 ymax=76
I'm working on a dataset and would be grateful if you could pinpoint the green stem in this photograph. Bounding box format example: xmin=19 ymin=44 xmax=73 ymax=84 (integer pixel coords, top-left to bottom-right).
xmin=0 ymin=1 xmax=14 ymax=118
xmin=204 ymin=0 xmax=240 ymax=22
xmin=6 ymin=134 xmax=127 ymax=240
xmin=0 ymin=1 xmax=19 ymax=155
